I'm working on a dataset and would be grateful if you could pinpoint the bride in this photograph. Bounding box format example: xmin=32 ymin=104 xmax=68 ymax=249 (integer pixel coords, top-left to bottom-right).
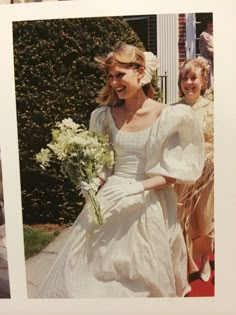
xmin=37 ymin=43 xmax=204 ymax=298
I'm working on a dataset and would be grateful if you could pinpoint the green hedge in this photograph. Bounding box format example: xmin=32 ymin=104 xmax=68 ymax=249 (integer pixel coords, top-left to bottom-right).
xmin=13 ymin=17 xmax=143 ymax=224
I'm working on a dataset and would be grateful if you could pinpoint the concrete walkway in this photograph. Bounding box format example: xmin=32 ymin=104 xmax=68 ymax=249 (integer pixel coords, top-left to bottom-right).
xmin=26 ymin=226 xmax=73 ymax=298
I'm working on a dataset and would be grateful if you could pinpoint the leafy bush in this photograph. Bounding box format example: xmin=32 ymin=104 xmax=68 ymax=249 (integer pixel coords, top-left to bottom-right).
xmin=13 ymin=17 xmax=143 ymax=224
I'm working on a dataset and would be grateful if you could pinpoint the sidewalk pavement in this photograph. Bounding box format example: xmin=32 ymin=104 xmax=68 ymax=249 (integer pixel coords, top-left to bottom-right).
xmin=26 ymin=226 xmax=73 ymax=298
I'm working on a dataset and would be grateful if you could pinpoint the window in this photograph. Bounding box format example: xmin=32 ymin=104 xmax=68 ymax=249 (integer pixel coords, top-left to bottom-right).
xmin=123 ymin=15 xmax=149 ymax=50
xmin=195 ymin=13 xmax=213 ymax=56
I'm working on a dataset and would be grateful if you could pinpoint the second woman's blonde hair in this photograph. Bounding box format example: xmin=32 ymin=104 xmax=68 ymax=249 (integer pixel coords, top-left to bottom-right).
xmin=178 ymin=57 xmax=210 ymax=97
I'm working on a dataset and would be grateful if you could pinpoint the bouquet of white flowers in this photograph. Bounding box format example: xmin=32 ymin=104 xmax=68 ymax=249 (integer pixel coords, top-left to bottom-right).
xmin=35 ymin=118 xmax=114 ymax=224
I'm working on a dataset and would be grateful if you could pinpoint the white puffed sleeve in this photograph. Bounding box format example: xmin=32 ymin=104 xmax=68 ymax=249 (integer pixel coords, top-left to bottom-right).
xmin=145 ymin=104 xmax=205 ymax=184
xmin=89 ymin=106 xmax=113 ymax=181
xmin=89 ymin=106 xmax=109 ymax=135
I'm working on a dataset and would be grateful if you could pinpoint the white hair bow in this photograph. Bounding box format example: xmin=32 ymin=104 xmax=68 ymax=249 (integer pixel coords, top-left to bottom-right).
xmin=140 ymin=51 xmax=159 ymax=87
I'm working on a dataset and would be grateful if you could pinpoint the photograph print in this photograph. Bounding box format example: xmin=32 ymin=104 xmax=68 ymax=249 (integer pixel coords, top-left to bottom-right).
xmin=12 ymin=12 xmax=214 ymax=298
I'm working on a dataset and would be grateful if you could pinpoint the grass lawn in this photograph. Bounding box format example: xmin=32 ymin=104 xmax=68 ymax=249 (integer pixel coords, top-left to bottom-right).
xmin=23 ymin=224 xmax=68 ymax=259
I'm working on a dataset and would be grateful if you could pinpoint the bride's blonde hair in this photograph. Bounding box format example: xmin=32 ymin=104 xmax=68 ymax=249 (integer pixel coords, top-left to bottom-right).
xmin=95 ymin=43 xmax=154 ymax=106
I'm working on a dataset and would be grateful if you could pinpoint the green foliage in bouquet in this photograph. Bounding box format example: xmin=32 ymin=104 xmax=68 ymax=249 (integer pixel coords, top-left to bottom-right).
xmin=13 ymin=16 xmax=143 ymax=224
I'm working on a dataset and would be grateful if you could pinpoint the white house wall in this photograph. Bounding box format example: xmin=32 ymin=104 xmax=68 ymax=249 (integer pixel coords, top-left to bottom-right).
xmin=156 ymin=14 xmax=179 ymax=104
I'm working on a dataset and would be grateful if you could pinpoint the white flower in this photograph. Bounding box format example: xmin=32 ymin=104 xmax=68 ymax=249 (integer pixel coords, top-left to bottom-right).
xmin=69 ymin=136 xmax=88 ymax=147
xmin=59 ymin=118 xmax=79 ymax=130
xmin=35 ymin=148 xmax=51 ymax=167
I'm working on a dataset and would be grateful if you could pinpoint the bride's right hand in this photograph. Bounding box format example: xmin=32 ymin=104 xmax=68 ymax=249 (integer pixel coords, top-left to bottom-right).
xmin=79 ymin=178 xmax=104 ymax=198
xmin=102 ymin=180 xmax=144 ymax=201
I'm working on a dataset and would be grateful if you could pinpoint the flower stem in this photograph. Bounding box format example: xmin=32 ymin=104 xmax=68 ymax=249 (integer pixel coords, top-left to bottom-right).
xmin=88 ymin=189 xmax=103 ymax=225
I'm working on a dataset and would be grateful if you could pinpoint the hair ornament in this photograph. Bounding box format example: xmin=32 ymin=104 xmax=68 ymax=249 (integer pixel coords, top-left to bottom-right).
xmin=140 ymin=51 xmax=159 ymax=87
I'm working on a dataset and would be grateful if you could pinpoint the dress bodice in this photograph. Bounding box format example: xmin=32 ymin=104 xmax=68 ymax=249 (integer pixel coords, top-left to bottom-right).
xmin=192 ymin=97 xmax=214 ymax=144
xmin=107 ymin=108 xmax=150 ymax=180
xmin=175 ymin=96 xmax=214 ymax=144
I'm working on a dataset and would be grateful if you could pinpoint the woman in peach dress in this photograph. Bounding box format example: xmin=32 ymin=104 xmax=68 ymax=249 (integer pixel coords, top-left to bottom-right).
xmin=174 ymin=57 xmax=214 ymax=282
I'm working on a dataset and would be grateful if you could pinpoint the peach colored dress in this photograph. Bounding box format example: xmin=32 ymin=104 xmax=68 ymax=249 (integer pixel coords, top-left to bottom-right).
xmin=175 ymin=96 xmax=214 ymax=274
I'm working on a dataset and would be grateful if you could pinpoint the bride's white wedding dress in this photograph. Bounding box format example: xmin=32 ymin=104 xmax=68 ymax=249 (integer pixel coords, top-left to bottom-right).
xmin=37 ymin=104 xmax=204 ymax=298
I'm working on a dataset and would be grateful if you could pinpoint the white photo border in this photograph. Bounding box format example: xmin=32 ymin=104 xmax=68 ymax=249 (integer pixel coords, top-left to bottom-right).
xmin=0 ymin=0 xmax=236 ymax=314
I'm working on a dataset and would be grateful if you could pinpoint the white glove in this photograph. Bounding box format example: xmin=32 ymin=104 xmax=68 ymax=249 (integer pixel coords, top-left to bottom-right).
xmin=102 ymin=180 xmax=144 ymax=201
xmin=79 ymin=178 xmax=102 ymax=198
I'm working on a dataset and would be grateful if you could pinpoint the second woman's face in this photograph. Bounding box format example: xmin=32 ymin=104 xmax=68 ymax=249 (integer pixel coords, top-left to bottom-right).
xmin=180 ymin=68 xmax=204 ymax=102
xmin=108 ymin=64 xmax=143 ymax=100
